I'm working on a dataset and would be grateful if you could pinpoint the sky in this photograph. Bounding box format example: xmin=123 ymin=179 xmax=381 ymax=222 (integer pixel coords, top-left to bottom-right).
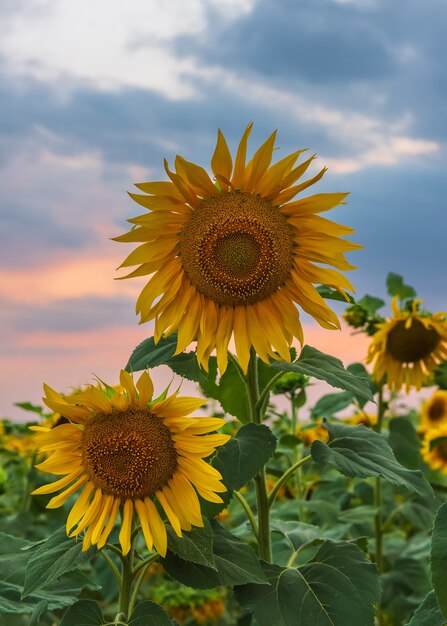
xmin=1 ymin=0 xmax=446 ymax=420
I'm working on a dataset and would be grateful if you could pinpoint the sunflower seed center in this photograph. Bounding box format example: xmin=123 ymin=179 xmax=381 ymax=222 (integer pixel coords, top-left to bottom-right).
xmin=386 ymin=319 xmax=441 ymax=363
xmin=428 ymin=398 xmax=446 ymax=421
xmin=179 ymin=191 xmax=294 ymax=306
xmin=81 ymin=409 xmax=177 ymax=498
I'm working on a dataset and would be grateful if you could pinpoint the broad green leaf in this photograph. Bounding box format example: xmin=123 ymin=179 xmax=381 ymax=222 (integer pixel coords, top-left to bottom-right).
xmin=386 ymin=272 xmax=416 ymax=300
xmin=0 ymin=532 xmax=98 ymax=615
xmin=217 ymin=360 xmax=250 ymax=422
xmin=431 ymin=502 xmax=447 ymax=619
xmin=129 ymin=601 xmax=176 ymax=625
xmin=271 ymin=521 xmax=323 ymax=566
xmin=23 ymin=526 xmax=94 ymax=598
xmin=316 ymin=285 xmax=355 ymax=304
xmin=358 ymin=295 xmax=385 ymax=314
xmin=59 ymin=600 xmax=104 ymax=626
xmin=166 ymin=351 xmax=207 ymax=384
xmin=311 ymin=421 xmax=433 ymax=497
xmin=310 ymin=391 xmax=353 ymax=419
xmin=162 ymin=523 xmax=267 ymax=589
xmin=125 ymin=334 xmax=178 ymax=371
xmin=388 ymin=417 xmax=422 ymax=469
xmin=235 ymin=539 xmax=380 ymax=626
xmin=272 ymin=346 xmax=374 ymax=401
xmin=166 ymin=520 xmax=216 ymax=569
xmin=213 ymin=423 xmax=277 ymax=491
xmin=405 ymin=591 xmax=447 ymax=626
xmin=346 ymin=362 xmax=378 ymax=403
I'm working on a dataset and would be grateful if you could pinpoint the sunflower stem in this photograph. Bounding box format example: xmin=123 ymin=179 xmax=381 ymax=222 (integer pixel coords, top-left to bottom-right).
xmin=234 ymin=489 xmax=259 ymax=539
xmin=118 ymin=517 xmax=136 ymax=620
xmin=267 ymin=455 xmax=312 ymax=508
xmin=129 ymin=556 xmax=158 ymax=615
xmin=373 ymin=382 xmax=386 ymax=626
xmin=246 ymin=348 xmax=271 ymax=562
xmin=99 ymin=549 xmax=122 ymax=587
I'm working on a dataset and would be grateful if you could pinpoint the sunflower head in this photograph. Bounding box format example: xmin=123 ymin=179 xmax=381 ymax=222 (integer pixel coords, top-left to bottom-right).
xmin=115 ymin=124 xmax=360 ymax=374
xmin=366 ymin=298 xmax=447 ymax=392
xmin=420 ymin=390 xmax=447 ymax=431
xmin=422 ymin=424 xmax=447 ymax=474
xmin=31 ymin=370 xmax=230 ymax=556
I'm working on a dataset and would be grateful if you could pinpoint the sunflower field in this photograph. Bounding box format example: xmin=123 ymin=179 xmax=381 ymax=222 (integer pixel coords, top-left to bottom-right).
xmin=1 ymin=127 xmax=447 ymax=626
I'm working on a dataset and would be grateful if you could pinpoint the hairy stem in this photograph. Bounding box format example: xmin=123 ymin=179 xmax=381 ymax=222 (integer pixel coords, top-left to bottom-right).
xmin=234 ymin=490 xmax=259 ymax=539
xmin=268 ymin=455 xmax=312 ymax=508
xmin=246 ymin=348 xmax=271 ymax=562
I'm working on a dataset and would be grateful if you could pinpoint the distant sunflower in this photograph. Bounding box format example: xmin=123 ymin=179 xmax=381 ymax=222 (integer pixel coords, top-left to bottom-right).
xmin=421 ymin=390 xmax=447 ymax=431
xmin=421 ymin=424 xmax=447 ymax=473
xmin=31 ymin=370 xmax=229 ymax=556
xmin=367 ymin=298 xmax=447 ymax=391
xmin=115 ymin=124 xmax=360 ymax=373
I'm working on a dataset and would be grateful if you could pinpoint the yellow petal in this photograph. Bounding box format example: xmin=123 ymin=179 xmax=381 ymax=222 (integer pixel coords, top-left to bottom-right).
xmin=231 ymin=123 xmax=253 ymax=189
xmin=156 ymin=488 xmax=182 ymax=536
xmin=175 ymin=155 xmax=217 ymax=197
xmin=246 ymin=130 xmax=277 ymax=191
xmin=144 ymin=498 xmax=167 ymax=557
xmin=211 ymin=129 xmax=233 ymax=183
xmin=136 ymin=371 xmax=154 ymax=408
xmin=135 ymin=499 xmax=154 ymax=551
xmin=97 ymin=498 xmax=120 ymax=549
xmin=66 ymin=482 xmax=95 ymax=533
xmin=119 ymin=499 xmax=133 ymax=555
xmin=233 ymin=306 xmax=251 ymax=374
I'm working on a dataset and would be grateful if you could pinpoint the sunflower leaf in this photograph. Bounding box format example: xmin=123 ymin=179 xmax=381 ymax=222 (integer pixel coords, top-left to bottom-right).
xmin=129 ymin=601 xmax=177 ymax=625
xmin=311 ymin=421 xmax=433 ymax=497
xmin=272 ymin=345 xmax=374 ymax=401
xmin=431 ymin=502 xmax=447 ymax=619
xmin=0 ymin=532 xmax=98 ymax=615
xmin=317 ymin=285 xmax=356 ymax=304
xmin=161 ymin=523 xmax=267 ymax=589
xmin=23 ymin=526 xmax=95 ymax=598
xmin=125 ymin=334 xmax=178 ymax=372
xmin=59 ymin=600 xmax=104 ymax=626
xmin=235 ymin=539 xmax=380 ymax=626
xmin=166 ymin=520 xmax=216 ymax=569
xmin=213 ymin=423 xmax=277 ymax=491
xmin=386 ymin=272 xmax=416 ymax=300
xmin=310 ymin=391 xmax=354 ymax=419
xmin=405 ymin=591 xmax=447 ymax=626
xmin=388 ymin=417 xmax=422 ymax=469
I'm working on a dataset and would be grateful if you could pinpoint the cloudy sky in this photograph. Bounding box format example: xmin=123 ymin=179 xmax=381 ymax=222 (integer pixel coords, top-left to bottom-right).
xmin=1 ymin=0 xmax=446 ymax=420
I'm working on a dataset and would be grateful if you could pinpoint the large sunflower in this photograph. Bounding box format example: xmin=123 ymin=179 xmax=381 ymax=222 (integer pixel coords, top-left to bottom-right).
xmin=421 ymin=390 xmax=447 ymax=431
xmin=421 ymin=424 xmax=447 ymax=474
xmin=31 ymin=370 xmax=229 ymax=556
xmin=115 ymin=124 xmax=360 ymax=373
xmin=367 ymin=298 xmax=447 ymax=391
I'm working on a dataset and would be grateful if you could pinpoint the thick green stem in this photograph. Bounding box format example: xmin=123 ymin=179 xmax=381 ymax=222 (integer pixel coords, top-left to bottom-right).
xmin=373 ymin=383 xmax=386 ymax=626
xmin=119 ymin=547 xmax=134 ymax=620
xmin=246 ymin=348 xmax=271 ymax=562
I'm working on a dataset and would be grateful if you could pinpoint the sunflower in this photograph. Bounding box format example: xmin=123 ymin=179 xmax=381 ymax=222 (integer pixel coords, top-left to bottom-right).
xmin=421 ymin=424 xmax=447 ymax=473
xmin=31 ymin=370 xmax=230 ymax=556
xmin=115 ymin=124 xmax=360 ymax=374
xmin=420 ymin=390 xmax=447 ymax=431
xmin=366 ymin=298 xmax=447 ymax=392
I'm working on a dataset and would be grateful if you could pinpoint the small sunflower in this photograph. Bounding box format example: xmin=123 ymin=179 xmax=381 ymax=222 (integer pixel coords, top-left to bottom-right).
xmin=421 ymin=390 xmax=447 ymax=431
xmin=366 ymin=298 xmax=447 ymax=391
xmin=115 ymin=124 xmax=360 ymax=373
xmin=421 ymin=424 xmax=447 ymax=473
xmin=31 ymin=370 xmax=230 ymax=556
